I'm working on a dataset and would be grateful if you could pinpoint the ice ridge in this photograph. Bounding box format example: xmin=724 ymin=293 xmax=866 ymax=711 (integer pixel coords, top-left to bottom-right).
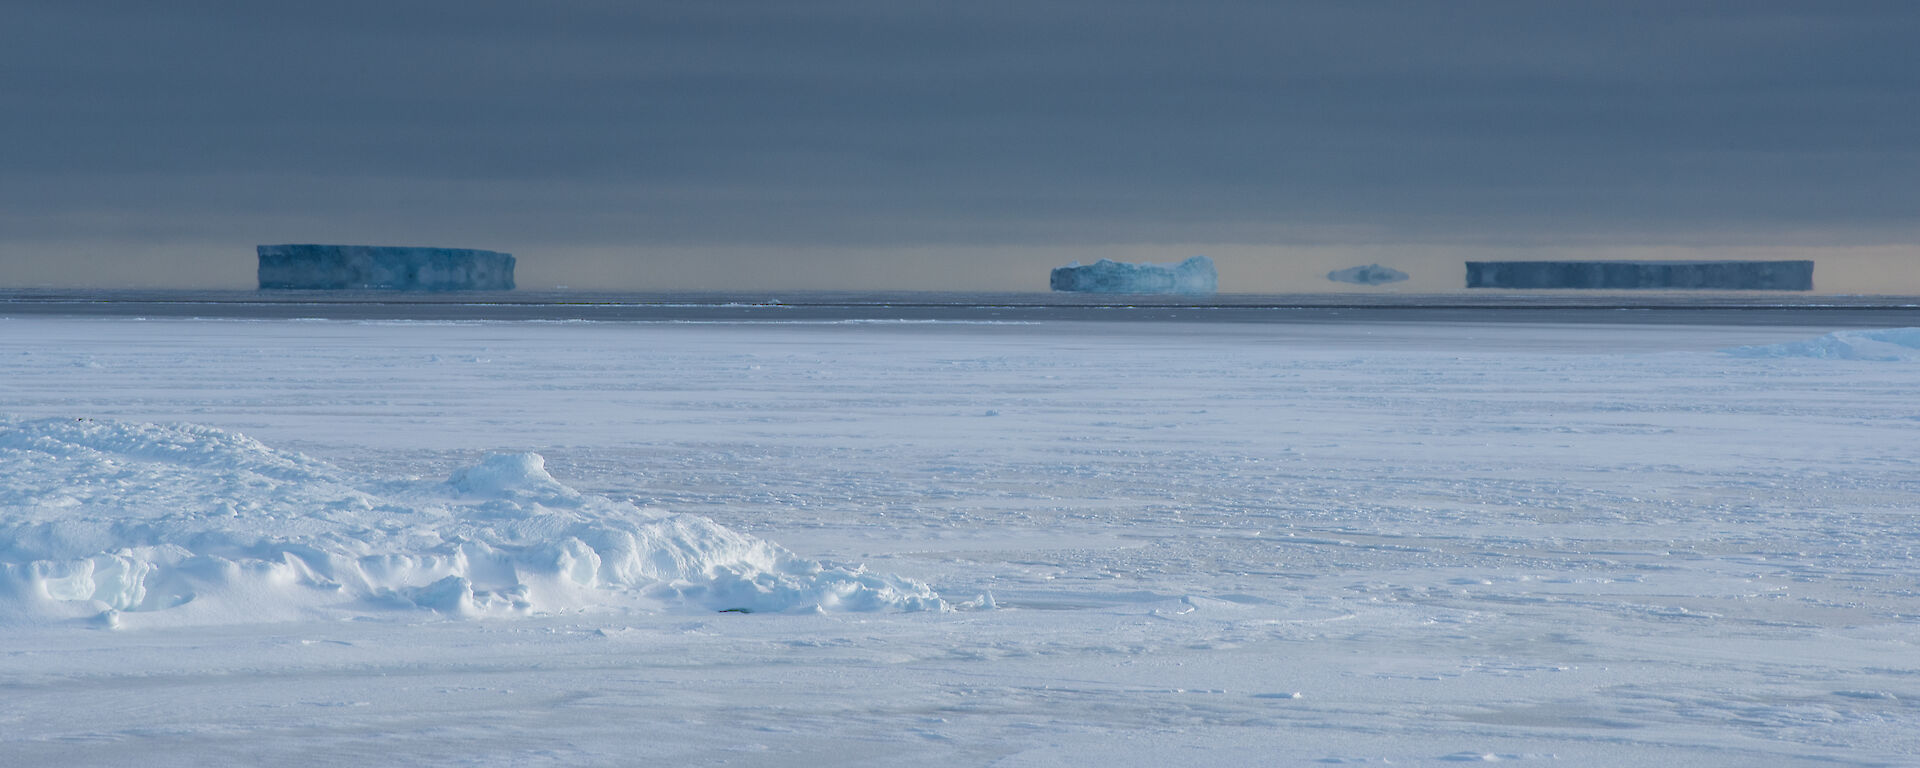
xmin=0 ymin=418 xmax=946 ymax=627
xmin=1724 ymin=328 xmax=1920 ymax=361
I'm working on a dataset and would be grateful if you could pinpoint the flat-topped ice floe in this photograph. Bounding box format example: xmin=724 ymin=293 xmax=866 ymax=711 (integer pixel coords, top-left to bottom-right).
xmin=0 ymin=418 xmax=945 ymax=627
xmin=1050 ymin=256 xmax=1217 ymax=295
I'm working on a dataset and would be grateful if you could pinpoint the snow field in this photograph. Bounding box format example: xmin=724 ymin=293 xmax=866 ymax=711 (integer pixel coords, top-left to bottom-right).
xmin=1 ymin=316 xmax=1917 ymax=765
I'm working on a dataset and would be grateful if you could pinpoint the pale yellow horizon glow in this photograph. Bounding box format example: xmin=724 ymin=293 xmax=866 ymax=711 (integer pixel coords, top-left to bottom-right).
xmin=3 ymin=241 xmax=1915 ymax=295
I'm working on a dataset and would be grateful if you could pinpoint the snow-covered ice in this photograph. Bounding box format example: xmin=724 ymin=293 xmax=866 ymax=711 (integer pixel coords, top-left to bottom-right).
xmin=1049 ymin=256 xmax=1218 ymax=294
xmin=2 ymin=316 xmax=1917 ymax=766
xmin=0 ymin=418 xmax=942 ymax=626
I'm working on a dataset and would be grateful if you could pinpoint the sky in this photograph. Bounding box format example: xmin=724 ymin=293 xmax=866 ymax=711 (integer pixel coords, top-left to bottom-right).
xmin=2 ymin=1 xmax=1916 ymax=292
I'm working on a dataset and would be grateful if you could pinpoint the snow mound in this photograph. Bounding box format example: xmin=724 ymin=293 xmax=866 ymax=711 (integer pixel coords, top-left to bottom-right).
xmin=1724 ymin=328 xmax=1920 ymax=361
xmin=0 ymin=418 xmax=946 ymax=627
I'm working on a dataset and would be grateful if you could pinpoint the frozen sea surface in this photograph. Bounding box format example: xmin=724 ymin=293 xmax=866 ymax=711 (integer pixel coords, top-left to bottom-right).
xmin=2 ymin=315 xmax=1918 ymax=766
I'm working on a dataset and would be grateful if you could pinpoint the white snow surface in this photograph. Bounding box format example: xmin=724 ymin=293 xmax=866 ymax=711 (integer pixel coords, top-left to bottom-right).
xmin=0 ymin=417 xmax=942 ymax=626
xmin=2 ymin=316 xmax=1918 ymax=766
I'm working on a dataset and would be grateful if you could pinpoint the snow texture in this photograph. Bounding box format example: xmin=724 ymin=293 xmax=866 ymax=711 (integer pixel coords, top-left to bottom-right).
xmin=1049 ymin=255 xmax=1217 ymax=294
xmin=1466 ymin=260 xmax=1814 ymax=290
xmin=1327 ymin=263 xmax=1409 ymax=285
xmin=0 ymin=417 xmax=943 ymax=626
xmin=2 ymin=315 xmax=1918 ymax=766
xmin=1725 ymin=327 xmax=1920 ymax=360
xmin=258 ymin=244 xmax=516 ymax=290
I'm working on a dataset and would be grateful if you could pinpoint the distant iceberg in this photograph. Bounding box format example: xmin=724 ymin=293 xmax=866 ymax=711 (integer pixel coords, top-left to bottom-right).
xmin=1466 ymin=260 xmax=1813 ymax=291
xmin=1328 ymin=264 xmax=1409 ymax=286
xmin=1724 ymin=328 xmax=1920 ymax=361
xmin=258 ymin=244 xmax=516 ymax=291
xmin=1050 ymin=256 xmax=1217 ymax=294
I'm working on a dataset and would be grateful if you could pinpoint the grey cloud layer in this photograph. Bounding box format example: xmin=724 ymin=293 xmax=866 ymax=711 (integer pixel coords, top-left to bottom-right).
xmin=5 ymin=1 xmax=1918 ymax=248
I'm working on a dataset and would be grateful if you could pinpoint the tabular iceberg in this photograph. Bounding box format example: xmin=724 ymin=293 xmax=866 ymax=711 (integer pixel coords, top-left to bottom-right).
xmin=258 ymin=244 xmax=516 ymax=291
xmin=1327 ymin=264 xmax=1409 ymax=285
xmin=1050 ymin=256 xmax=1217 ymax=294
xmin=1465 ymin=260 xmax=1813 ymax=290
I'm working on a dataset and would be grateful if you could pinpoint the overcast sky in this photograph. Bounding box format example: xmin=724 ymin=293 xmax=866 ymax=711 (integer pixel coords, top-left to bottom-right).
xmin=3 ymin=1 xmax=1916 ymax=291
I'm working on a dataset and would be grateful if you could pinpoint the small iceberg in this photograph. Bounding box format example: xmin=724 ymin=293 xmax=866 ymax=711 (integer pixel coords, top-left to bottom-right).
xmin=1050 ymin=256 xmax=1217 ymax=295
xmin=1327 ymin=264 xmax=1409 ymax=286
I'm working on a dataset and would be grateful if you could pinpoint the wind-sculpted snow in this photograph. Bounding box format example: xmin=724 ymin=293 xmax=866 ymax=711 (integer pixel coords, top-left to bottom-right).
xmin=1724 ymin=327 xmax=1920 ymax=360
xmin=5 ymin=317 xmax=1920 ymax=764
xmin=0 ymin=418 xmax=945 ymax=626
xmin=1049 ymin=256 xmax=1217 ymax=294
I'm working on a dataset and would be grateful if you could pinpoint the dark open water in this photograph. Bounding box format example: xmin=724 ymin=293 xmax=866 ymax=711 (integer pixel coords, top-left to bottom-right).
xmin=3 ymin=289 xmax=1919 ymax=326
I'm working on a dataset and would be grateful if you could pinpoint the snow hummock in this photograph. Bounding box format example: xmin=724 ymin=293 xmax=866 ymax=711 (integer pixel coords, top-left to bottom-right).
xmin=0 ymin=417 xmax=944 ymax=627
xmin=1050 ymin=256 xmax=1218 ymax=294
xmin=1724 ymin=327 xmax=1920 ymax=360
xmin=1327 ymin=263 xmax=1409 ymax=286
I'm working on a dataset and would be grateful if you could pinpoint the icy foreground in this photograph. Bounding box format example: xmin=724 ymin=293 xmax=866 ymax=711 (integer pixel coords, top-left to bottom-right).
xmin=0 ymin=418 xmax=943 ymax=626
xmin=2 ymin=317 xmax=1918 ymax=766
xmin=1049 ymin=255 xmax=1218 ymax=294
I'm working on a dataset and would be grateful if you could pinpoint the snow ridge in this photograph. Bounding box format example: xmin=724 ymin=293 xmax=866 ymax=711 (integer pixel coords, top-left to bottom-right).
xmin=0 ymin=418 xmax=945 ymax=627
xmin=1724 ymin=327 xmax=1920 ymax=361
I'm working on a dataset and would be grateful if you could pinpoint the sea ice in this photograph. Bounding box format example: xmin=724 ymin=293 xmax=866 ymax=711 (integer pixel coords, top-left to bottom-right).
xmin=0 ymin=417 xmax=944 ymax=626
xmin=2 ymin=316 xmax=1917 ymax=765
xmin=1327 ymin=263 xmax=1409 ymax=285
xmin=1049 ymin=256 xmax=1217 ymax=294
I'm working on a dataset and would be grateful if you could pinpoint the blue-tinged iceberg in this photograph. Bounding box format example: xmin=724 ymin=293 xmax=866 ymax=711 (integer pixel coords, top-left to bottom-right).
xmin=258 ymin=244 xmax=516 ymax=291
xmin=1465 ymin=260 xmax=1812 ymax=291
xmin=1328 ymin=264 xmax=1409 ymax=286
xmin=1050 ymin=256 xmax=1217 ymax=294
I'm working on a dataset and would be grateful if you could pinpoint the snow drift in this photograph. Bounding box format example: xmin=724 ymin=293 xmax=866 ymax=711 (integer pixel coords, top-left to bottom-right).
xmin=0 ymin=418 xmax=945 ymax=627
xmin=1049 ymin=256 xmax=1218 ymax=294
xmin=1724 ymin=328 xmax=1920 ymax=361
